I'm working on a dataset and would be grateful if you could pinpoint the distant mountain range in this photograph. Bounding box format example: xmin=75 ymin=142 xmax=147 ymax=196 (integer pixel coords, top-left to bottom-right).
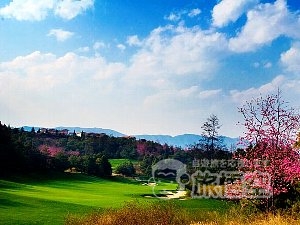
xmin=134 ymin=134 xmax=239 ymax=150
xmin=22 ymin=126 xmax=239 ymax=149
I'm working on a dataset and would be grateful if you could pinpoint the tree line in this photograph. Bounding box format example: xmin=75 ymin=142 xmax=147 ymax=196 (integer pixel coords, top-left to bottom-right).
xmin=0 ymin=119 xmax=232 ymax=178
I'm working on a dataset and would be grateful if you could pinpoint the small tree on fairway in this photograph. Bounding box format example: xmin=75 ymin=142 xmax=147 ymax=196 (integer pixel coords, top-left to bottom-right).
xmin=96 ymin=155 xmax=112 ymax=177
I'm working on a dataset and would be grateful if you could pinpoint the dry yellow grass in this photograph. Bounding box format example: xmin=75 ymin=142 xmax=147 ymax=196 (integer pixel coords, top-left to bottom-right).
xmin=191 ymin=214 xmax=300 ymax=225
xmin=66 ymin=201 xmax=190 ymax=225
xmin=68 ymin=212 xmax=300 ymax=225
xmin=66 ymin=201 xmax=300 ymax=225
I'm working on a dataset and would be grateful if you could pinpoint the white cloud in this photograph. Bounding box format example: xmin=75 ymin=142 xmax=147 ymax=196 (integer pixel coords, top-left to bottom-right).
xmin=165 ymin=12 xmax=181 ymax=22
xmin=47 ymin=29 xmax=74 ymax=42
xmin=0 ymin=51 xmax=130 ymax=130
xmin=129 ymin=26 xmax=232 ymax=133
xmin=126 ymin=24 xmax=228 ymax=89
xmin=0 ymin=0 xmax=54 ymax=21
xmin=2 ymin=49 xmax=291 ymax=137
xmin=122 ymin=25 xmax=230 ymax=133
xmin=188 ymin=8 xmax=201 ymax=18
xmin=141 ymin=86 xmax=239 ymax=136
xmin=93 ymin=62 xmax=126 ymax=80
xmin=228 ymin=75 xmax=300 ymax=137
xmin=77 ymin=46 xmax=90 ymax=53
xmin=179 ymin=86 xmax=199 ymax=97
xmin=93 ymin=41 xmax=106 ymax=50
xmin=0 ymin=51 xmax=125 ymax=91
xmin=127 ymin=35 xmax=143 ymax=47
xmin=143 ymin=86 xmax=202 ymax=111
xmin=0 ymin=0 xmax=94 ymax=21
xmin=281 ymin=43 xmax=300 ymax=74
xmin=54 ymin=0 xmax=94 ymax=20
xmin=117 ymin=44 xmax=126 ymax=51
xmin=0 ymin=22 xmax=234 ymax=136
xmin=212 ymin=0 xmax=258 ymax=27
xmin=0 ymin=51 xmax=68 ymax=90
xmin=93 ymin=41 xmax=107 ymax=57
xmin=229 ymin=0 xmax=300 ymax=52
xmin=198 ymin=89 xmax=222 ymax=99
xmin=264 ymin=62 xmax=272 ymax=69
xmin=230 ymin=75 xmax=285 ymax=103
xmin=165 ymin=8 xmax=201 ymax=22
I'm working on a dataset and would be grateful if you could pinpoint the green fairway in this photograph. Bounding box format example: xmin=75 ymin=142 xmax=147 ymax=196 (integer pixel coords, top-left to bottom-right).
xmin=0 ymin=173 xmax=230 ymax=224
xmin=109 ymin=159 xmax=138 ymax=171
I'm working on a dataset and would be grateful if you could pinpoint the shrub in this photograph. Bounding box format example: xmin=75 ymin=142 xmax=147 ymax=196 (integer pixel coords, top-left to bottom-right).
xmin=65 ymin=200 xmax=300 ymax=225
xmin=115 ymin=161 xmax=135 ymax=177
xmin=65 ymin=201 xmax=189 ymax=225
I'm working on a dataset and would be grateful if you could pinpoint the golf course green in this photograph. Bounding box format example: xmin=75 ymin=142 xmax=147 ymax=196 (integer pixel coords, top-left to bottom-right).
xmin=0 ymin=172 xmax=229 ymax=224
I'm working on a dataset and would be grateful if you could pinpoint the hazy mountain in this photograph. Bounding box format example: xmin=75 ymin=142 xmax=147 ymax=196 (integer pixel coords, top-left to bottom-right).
xmin=56 ymin=127 xmax=125 ymax=137
xmin=21 ymin=126 xmax=239 ymax=149
xmin=22 ymin=126 xmax=39 ymax=132
xmin=135 ymin=134 xmax=239 ymax=149
xmin=134 ymin=134 xmax=199 ymax=148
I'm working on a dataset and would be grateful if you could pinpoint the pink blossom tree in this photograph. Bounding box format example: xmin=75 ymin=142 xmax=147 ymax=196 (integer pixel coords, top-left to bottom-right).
xmin=38 ymin=145 xmax=64 ymax=157
xmin=231 ymin=90 xmax=300 ymax=207
xmin=136 ymin=142 xmax=147 ymax=156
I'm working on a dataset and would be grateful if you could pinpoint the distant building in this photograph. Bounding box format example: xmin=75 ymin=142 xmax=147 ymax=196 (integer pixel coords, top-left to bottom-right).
xmin=85 ymin=132 xmax=107 ymax=138
xmin=48 ymin=129 xmax=57 ymax=135
xmin=38 ymin=128 xmax=69 ymax=136
xmin=40 ymin=128 xmax=48 ymax=134
xmin=76 ymin=132 xmax=84 ymax=137
xmin=58 ymin=129 xmax=69 ymax=136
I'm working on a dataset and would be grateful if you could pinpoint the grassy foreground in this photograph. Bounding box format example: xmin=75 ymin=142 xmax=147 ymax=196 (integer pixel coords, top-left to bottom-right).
xmin=66 ymin=201 xmax=300 ymax=225
xmin=0 ymin=172 xmax=229 ymax=225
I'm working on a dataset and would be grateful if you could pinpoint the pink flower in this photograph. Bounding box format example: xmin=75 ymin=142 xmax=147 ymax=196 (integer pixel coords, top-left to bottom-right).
xmin=38 ymin=145 xmax=64 ymax=157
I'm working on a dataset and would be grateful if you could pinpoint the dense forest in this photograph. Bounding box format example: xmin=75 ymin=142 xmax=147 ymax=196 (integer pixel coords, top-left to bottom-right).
xmin=0 ymin=121 xmax=232 ymax=178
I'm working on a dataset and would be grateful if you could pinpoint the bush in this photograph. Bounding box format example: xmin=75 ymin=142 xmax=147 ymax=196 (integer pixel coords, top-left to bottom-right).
xmin=96 ymin=155 xmax=112 ymax=177
xmin=77 ymin=155 xmax=112 ymax=177
xmin=65 ymin=201 xmax=300 ymax=225
xmin=115 ymin=161 xmax=135 ymax=177
xmin=65 ymin=201 xmax=189 ymax=225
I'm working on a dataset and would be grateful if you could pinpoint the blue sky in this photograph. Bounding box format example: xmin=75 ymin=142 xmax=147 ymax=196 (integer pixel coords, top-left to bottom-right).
xmin=0 ymin=0 xmax=300 ymax=137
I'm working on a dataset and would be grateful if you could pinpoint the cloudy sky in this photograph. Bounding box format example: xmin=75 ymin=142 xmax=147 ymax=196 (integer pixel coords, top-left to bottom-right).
xmin=0 ymin=0 xmax=300 ymax=137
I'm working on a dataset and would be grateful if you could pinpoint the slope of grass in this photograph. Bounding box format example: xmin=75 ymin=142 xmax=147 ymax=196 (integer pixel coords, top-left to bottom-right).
xmin=0 ymin=172 xmax=229 ymax=224
xmin=109 ymin=159 xmax=138 ymax=171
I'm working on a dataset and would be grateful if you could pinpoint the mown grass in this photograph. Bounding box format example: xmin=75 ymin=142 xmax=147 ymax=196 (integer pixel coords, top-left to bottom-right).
xmin=0 ymin=172 xmax=229 ymax=224
xmin=109 ymin=159 xmax=138 ymax=171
